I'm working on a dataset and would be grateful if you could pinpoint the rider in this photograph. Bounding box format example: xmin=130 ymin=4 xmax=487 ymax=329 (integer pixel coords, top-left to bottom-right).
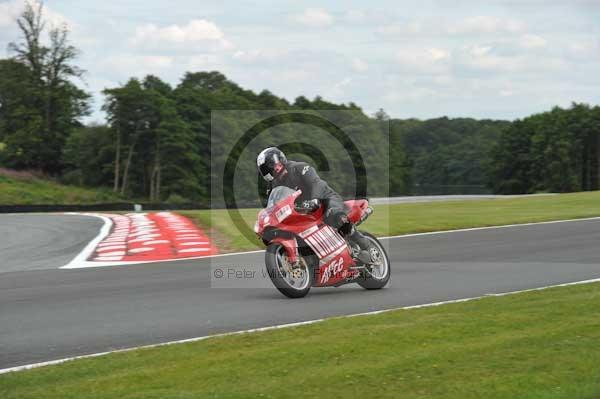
xmin=256 ymin=147 xmax=374 ymax=263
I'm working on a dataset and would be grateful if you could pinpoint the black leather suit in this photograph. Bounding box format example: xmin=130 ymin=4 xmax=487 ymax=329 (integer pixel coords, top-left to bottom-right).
xmin=271 ymin=161 xmax=348 ymax=229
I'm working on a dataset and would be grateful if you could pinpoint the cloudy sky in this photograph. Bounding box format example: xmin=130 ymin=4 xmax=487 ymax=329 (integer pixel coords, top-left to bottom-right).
xmin=1 ymin=0 xmax=599 ymax=122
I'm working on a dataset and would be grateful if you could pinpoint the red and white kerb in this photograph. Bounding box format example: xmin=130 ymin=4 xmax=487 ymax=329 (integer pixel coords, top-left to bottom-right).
xmin=91 ymin=212 xmax=218 ymax=262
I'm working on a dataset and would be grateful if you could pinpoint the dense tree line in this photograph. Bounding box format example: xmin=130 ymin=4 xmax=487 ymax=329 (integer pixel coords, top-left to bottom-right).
xmin=489 ymin=103 xmax=600 ymax=194
xmin=1 ymin=2 xmax=600 ymax=204
xmin=392 ymin=117 xmax=509 ymax=195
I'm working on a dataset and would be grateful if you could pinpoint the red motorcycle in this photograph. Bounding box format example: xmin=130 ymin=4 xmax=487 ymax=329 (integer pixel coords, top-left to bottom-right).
xmin=255 ymin=186 xmax=390 ymax=298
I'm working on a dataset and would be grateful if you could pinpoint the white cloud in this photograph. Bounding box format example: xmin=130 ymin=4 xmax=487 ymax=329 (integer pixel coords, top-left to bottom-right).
xmin=0 ymin=0 xmax=71 ymax=31
xmin=293 ymin=8 xmax=333 ymax=28
xmin=185 ymin=54 xmax=220 ymax=70
xmin=102 ymin=55 xmax=174 ymax=79
xmin=377 ymin=21 xmax=423 ymax=36
xmin=569 ymin=39 xmax=600 ymax=60
xmin=143 ymin=55 xmax=174 ymax=69
xmin=323 ymin=76 xmax=354 ymax=100
xmin=457 ymin=45 xmax=566 ymax=73
xmin=351 ymin=58 xmax=368 ymax=72
xmin=233 ymin=50 xmax=259 ymax=63
xmin=232 ymin=49 xmax=285 ymax=64
xmin=335 ymin=77 xmax=352 ymax=88
xmin=343 ymin=9 xmax=392 ymax=25
xmin=428 ymin=48 xmax=451 ymax=61
xmin=432 ymin=75 xmax=455 ymax=86
xmin=379 ymin=15 xmax=525 ymax=37
xmin=518 ymin=34 xmax=547 ymax=49
xmin=467 ymin=45 xmax=493 ymax=57
xmin=344 ymin=10 xmax=366 ymax=23
xmin=383 ymin=87 xmax=439 ymax=102
xmin=0 ymin=0 xmax=24 ymax=29
xmin=396 ymin=47 xmax=451 ymax=74
xmin=130 ymin=19 xmax=232 ymax=52
xmin=448 ymin=15 xmax=525 ymax=35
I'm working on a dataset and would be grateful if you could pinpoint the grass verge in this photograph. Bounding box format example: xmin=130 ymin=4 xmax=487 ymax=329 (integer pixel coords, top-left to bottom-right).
xmin=1 ymin=282 xmax=599 ymax=399
xmin=182 ymin=191 xmax=600 ymax=252
xmin=0 ymin=171 xmax=122 ymax=205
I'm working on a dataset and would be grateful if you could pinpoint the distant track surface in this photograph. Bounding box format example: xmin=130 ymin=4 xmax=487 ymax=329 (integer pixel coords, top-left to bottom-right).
xmin=1 ymin=214 xmax=600 ymax=370
xmin=0 ymin=214 xmax=102 ymax=273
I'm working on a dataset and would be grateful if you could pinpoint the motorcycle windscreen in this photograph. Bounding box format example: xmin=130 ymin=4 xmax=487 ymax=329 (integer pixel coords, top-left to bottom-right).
xmin=267 ymin=186 xmax=296 ymax=208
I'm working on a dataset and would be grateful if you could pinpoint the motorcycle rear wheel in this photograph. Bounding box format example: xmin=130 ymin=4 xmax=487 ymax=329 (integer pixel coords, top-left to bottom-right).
xmin=356 ymin=232 xmax=391 ymax=290
xmin=265 ymin=244 xmax=314 ymax=298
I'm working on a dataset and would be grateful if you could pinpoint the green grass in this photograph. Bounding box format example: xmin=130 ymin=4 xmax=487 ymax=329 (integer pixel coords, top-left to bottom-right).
xmin=0 ymin=172 xmax=122 ymax=205
xmin=181 ymin=208 xmax=262 ymax=252
xmin=182 ymin=191 xmax=600 ymax=252
xmin=2 ymin=282 xmax=599 ymax=399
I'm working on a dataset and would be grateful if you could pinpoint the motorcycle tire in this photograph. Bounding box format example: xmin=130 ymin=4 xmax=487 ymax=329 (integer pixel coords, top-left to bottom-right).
xmin=265 ymin=244 xmax=314 ymax=298
xmin=356 ymin=232 xmax=391 ymax=290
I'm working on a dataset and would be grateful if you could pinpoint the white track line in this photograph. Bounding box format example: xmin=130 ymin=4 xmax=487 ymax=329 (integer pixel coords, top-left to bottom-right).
xmin=379 ymin=216 xmax=600 ymax=240
xmin=61 ymin=215 xmax=600 ymax=269
xmin=1 ymin=276 xmax=599 ymax=375
xmin=60 ymin=213 xmax=113 ymax=269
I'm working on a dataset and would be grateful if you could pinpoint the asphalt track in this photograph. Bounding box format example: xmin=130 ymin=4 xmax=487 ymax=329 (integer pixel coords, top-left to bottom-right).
xmin=0 ymin=214 xmax=103 ymax=273
xmin=1 ymin=214 xmax=600 ymax=370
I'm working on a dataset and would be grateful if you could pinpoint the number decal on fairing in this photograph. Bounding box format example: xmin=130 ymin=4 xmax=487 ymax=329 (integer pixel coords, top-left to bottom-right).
xmin=275 ymin=205 xmax=292 ymax=222
xmin=320 ymin=257 xmax=344 ymax=285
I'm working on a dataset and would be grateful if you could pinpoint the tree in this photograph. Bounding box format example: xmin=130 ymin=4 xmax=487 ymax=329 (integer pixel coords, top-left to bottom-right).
xmin=62 ymin=125 xmax=115 ymax=187
xmin=103 ymin=79 xmax=152 ymax=195
xmin=0 ymin=59 xmax=37 ymax=139
xmin=373 ymin=108 xmax=390 ymax=121
xmin=7 ymin=1 xmax=45 ymax=81
xmin=3 ymin=0 xmax=89 ymax=174
xmin=102 ymin=76 xmax=203 ymax=201
xmin=394 ymin=117 xmax=507 ymax=195
xmin=488 ymin=103 xmax=600 ymax=194
xmin=151 ymin=100 xmax=202 ymax=201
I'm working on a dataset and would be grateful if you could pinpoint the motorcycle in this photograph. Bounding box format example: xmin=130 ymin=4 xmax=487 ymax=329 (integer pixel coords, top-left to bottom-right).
xmin=254 ymin=186 xmax=390 ymax=298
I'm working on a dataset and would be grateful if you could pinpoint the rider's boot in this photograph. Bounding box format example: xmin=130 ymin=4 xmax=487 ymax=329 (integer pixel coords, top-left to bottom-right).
xmin=342 ymin=223 xmax=374 ymax=264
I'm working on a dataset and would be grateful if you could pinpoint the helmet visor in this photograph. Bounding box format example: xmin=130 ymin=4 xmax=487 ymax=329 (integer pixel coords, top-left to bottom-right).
xmin=259 ymin=162 xmax=274 ymax=181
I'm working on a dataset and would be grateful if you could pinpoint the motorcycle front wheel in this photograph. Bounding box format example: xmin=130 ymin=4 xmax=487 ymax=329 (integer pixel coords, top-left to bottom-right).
xmin=356 ymin=232 xmax=391 ymax=290
xmin=265 ymin=244 xmax=314 ymax=298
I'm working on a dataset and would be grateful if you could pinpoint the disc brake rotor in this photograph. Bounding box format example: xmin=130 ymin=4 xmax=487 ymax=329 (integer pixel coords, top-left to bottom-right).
xmin=279 ymin=252 xmax=307 ymax=284
xmin=290 ymin=268 xmax=304 ymax=279
xmin=369 ymin=247 xmax=382 ymax=264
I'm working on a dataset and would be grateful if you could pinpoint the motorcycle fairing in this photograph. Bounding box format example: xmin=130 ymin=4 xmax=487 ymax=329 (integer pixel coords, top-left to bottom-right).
xmin=256 ymin=188 xmax=369 ymax=288
xmin=344 ymin=199 xmax=370 ymax=224
xmin=301 ymin=224 xmax=355 ymax=286
xmin=270 ymin=236 xmax=298 ymax=264
xmin=315 ymin=247 xmax=355 ymax=286
xmin=302 ymin=224 xmax=346 ymax=258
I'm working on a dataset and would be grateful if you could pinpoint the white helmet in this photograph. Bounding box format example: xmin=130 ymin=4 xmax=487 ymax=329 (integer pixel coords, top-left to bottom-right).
xmin=257 ymin=147 xmax=287 ymax=181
